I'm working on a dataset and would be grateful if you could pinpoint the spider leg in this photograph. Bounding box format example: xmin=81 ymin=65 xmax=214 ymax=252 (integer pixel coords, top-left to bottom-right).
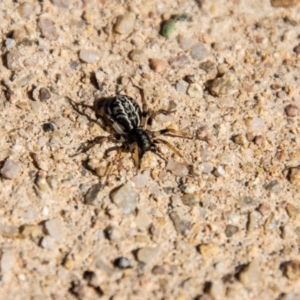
xmin=130 ymin=142 xmax=141 ymax=170
xmin=153 ymin=138 xmax=187 ymax=164
xmin=151 ymin=127 xmax=193 ymax=139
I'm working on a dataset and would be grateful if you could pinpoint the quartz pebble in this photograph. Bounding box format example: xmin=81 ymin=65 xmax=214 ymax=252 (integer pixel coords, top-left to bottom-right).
xmin=285 ymin=104 xmax=299 ymax=117
xmin=41 ymin=236 xmax=56 ymax=250
xmin=110 ymin=182 xmax=139 ymax=214
xmin=177 ymin=34 xmax=193 ymax=50
xmin=288 ymin=166 xmax=300 ymax=186
xmin=264 ymin=180 xmax=281 ymax=193
xmin=169 ymin=211 xmax=191 ymax=235
xmin=181 ymin=193 xmax=201 ymax=206
xmin=0 ymin=224 xmax=19 ymax=238
xmin=79 ymin=49 xmax=100 ymax=64
xmin=51 ymin=0 xmax=70 ymax=8
xmin=114 ymin=257 xmax=132 ymax=269
xmin=149 ymin=58 xmax=168 ymax=73
xmin=6 ymin=50 xmax=23 ymax=71
xmin=1 ymin=251 xmax=16 ymax=273
xmin=136 ymin=247 xmax=159 ymax=264
xmin=209 ymin=72 xmax=239 ymax=97
xmin=213 ymin=165 xmax=226 ymax=177
xmin=190 ymin=43 xmax=209 ymax=61
xmin=38 ymin=17 xmax=59 ymax=40
xmin=18 ymin=2 xmax=34 ymax=18
xmin=114 ymin=12 xmax=135 ymax=34
xmin=225 ymin=225 xmax=239 ymax=237
xmin=187 ymin=83 xmax=203 ymax=98
xmin=45 ymin=218 xmax=64 ymax=243
xmin=166 ymin=160 xmax=189 ymax=177
xmin=1 ymin=159 xmax=21 ymax=179
xmin=129 ymin=49 xmax=147 ymax=62
xmin=5 ymin=38 xmax=16 ymax=50
xmin=131 ymin=173 xmax=148 ymax=189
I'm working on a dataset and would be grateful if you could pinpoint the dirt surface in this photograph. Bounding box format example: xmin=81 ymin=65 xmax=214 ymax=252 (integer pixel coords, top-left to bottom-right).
xmin=1 ymin=0 xmax=300 ymax=299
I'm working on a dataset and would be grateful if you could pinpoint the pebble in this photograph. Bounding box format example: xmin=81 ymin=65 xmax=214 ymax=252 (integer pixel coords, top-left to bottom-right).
xmin=129 ymin=49 xmax=147 ymax=62
xmin=1 ymin=251 xmax=16 ymax=273
xmin=232 ymin=134 xmax=248 ymax=147
xmin=38 ymin=17 xmax=58 ymax=40
xmin=161 ymin=19 xmax=176 ymax=38
xmin=51 ymin=0 xmax=70 ymax=8
xmin=85 ymin=184 xmax=104 ymax=205
xmin=1 ymin=159 xmax=21 ymax=179
xmin=190 ymin=43 xmax=209 ymax=62
xmin=110 ymin=182 xmax=139 ymax=214
xmin=200 ymin=162 xmax=214 ymax=174
xmin=0 ymin=224 xmax=19 ymax=238
xmin=282 ymin=260 xmax=300 ymax=280
xmin=41 ymin=236 xmax=56 ymax=250
xmin=245 ymin=117 xmax=265 ymax=131
xmin=209 ymin=72 xmax=239 ymax=97
xmin=271 ymin=0 xmax=300 ymax=7
xmin=131 ymin=173 xmax=148 ymax=189
xmin=152 ymin=265 xmax=165 ymax=275
xmin=247 ymin=211 xmax=261 ymax=231
xmin=45 ymin=218 xmax=64 ymax=243
xmin=166 ymin=160 xmax=189 ymax=177
xmin=39 ymin=88 xmax=51 ymax=101
xmin=258 ymin=203 xmax=271 ymax=216
xmin=213 ymin=165 xmax=226 ymax=177
xmin=285 ymin=104 xmax=299 ymax=117
xmin=187 ymin=83 xmax=203 ymax=98
xmin=294 ymin=43 xmax=300 ymax=54
xmin=176 ymin=80 xmax=188 ymax=93
xmin=181 ymin=193 xmax=201 ymax=206
xmin=114 ymin=12 xmax=135 ymax=34
xmin=149 ymin=58 xmax=168 ymax=73
xmin=286 ymin=203 xmax=300 ymax=219
xmin=114 ymin=257 xmax=132 ymax=269
xmin=199 ymin=243 xmax=219 ymax=260
xmin=136 ymin=247 xmax=159 ymax=264
xmin=180 ymin=183 xmax=197 ymax=194
xmin=169 ymin=211 xmax=191 ymax=235
xmin=225 ymin=225 xmax=239 ymax=237
xmin=43 ymin=123 xmax=55 ymax=132
xmin=238 ymin=260 xmax=261 ymax=288
xmin=177 ymin=34 xmax=193 ymax=50
xmin=18 ymin=2 xmax=34 ymax=18
xmin=6 ymin=50 xmax=23 ymax=71
xmin=79 ymin=49 xmax=100 ymax=64
xmin=288 ymin=166 xmax=300 ymax=186
xmin=105 ymin=225 xmax=120 ymax=241
xmin=199 ymin=60 xmax=216 ymax=72
xmin=263 ymin=180 xmax=281 ymax=193
xmin=5 ymin=38 xmax=16 ymax=50
xmin=135 ymin=208 xmax=151 ymax=229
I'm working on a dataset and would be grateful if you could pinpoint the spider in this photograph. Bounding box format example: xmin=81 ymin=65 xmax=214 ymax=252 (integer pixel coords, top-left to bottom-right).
xmin=68 ymin=81 xmax=193 ymax=183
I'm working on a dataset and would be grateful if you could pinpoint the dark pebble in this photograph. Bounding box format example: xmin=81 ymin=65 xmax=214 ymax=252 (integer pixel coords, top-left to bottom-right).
xmin=42 ymin=123 xmax=55 ymax=132
xmin=39 ymin=88 xmax=51 ymax=101
xmin=114 ymin=257 xmax=132 ymax=269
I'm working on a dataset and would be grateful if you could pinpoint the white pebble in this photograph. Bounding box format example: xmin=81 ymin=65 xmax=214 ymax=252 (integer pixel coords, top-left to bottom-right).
xmin=214 ymin=166 xmax=226 ymax=177
xmin=137 ymin=247 xmax=159 ymax=264
xmin=1 ymin=251 xmax=16 ymax=273
xmin=1 ymin=159 xmax=21 ymax=179
xmin=114 ymin=12 xmax=136 ymax=34
xmin=79 ymin=49 xmax=100 ymax=64
xmin=38 ymin=16 xmax=58 ymax=40
xmin=5 ymin=38 xmax=16 ymax=50
xmin=41 ymin=236 xmax=56 ymax=250
xmin=131 ymin=173 xmax=148 ymax=189
xmin=166 ymin=160 xmax=189 ymax=177
xmin=187 ymin=83 xmax=203 ymax=98
xmin=45 ymin=218 xmax=64 ymax=243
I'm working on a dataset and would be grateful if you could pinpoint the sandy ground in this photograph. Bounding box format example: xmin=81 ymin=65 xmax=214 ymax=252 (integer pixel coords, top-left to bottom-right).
xmin=1 ymin=0 xmax=300 ymax=299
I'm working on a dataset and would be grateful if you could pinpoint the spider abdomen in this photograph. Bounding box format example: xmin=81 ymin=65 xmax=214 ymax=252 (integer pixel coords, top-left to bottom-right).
xmin=128 ymin=128 xmax=152 ymax=156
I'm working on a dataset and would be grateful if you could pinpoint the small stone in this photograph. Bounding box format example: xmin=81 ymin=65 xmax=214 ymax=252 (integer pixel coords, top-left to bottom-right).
xmin=51 ymin=0 xmax=70 ymax=8
xmin=85 ymin=184 xmax=103 ymax=205
xmin=41 ymin=236 xmax=56 ymax=250
xmin=271 ymin=0 xmax=300 ymax=8
xmin=42 ymin=123 xmax=55 ymax=132
xmin=238 ymin=260 xmax=261 ymax=288
xmin=5 ymin=38 xmax=16 ymax=50
xmin=177 ymin=34 xmax=193 ymax=50
xmin=187 ymin=83 xmax=203 ymax=98
xmin=18 ymin=2 xmax=34 ymax=18
xmin=199 ymin=162 xmax=214 ymax=174
xmin=285 ymin=104 xmax=299 ymax=117
xmin=114 ymin=257 xmax=132 ymax=269
xmin=247 ymin=211 xmax=261 ymax=231
xmin=199 ymin=60 xmax=216 ymax=72
xmin=263 ymin=180 xmax=281 ymax=193
xmin=190 ymin=43 xmax=209 ymax=61
xmin=6 ymin=50 xmax=23 ymax=71
xmin=288 ymin=166 xmax=300 ymax=186
xmin=39 ymin=88 xmax=51 ymax=101
xmin=79 ymin=49 xmax=100 ymax=64
xmin=149 ymin=58 xmax=168 ymax=73
xmin=209 ymin=72 xmax=239 ymax=97
xmin=264 ymin=212 xmax=277 ymax=232
xmin=129 ymin=49 xmax=147 ymax=62
xmin=282 ymin=260 xmax=300 ymax=280
xmin=105 ymin=225 xmax=120 ymax=241
xmin=169 ymin=211 xmax=191 ymax=235
xmin=131 ymin=173 xmax=148 ymax=189
xmin=181 ymin=193 xmax=201 ymax=206
xmin=1 ymin=251 xmax=16 ymax=273
xmin=169 ymin=55 xmax=190 ymax=68
xmin=199 ymin=243 xmax=219 ymax=260
xmin=176 ymin=80 xmax=188 ymax=93
xmin=213 ymin=165 xmax=226 ymax=177
xmin=286 ymin=203 xmax=300 ymax=219
xmin=233 ymin=134 xmax=248 ymax=147
xmin=245 ymin=117 xmax=265 ymax=131
xmin=166 ymin=160 xmax=189 ymax=177
xmin=180 ymin=183 xmax=197 ymax=194
xmin=0 ymin=224 xmax=19 ymax=238
xmin=225 ymin=225 xmax=239 ymax=237
xmin=257 ymin=203 xmax=271 ymax=216
xmin=135 ymin=208 xmax=151 ymax=229
xmin=1 ymin=159 xmax=21 ymax=179
xmin=110 ymin=182 xmax=139 ymax=214
xmin=38 ymin=17 xmax=59 ymax=40
xmin=114 ymin=12 xmax=136 ymax=34
xmin=136 ymin=247 xmax=159 ymax=264
xmin=152 ymin=265 xmax=166 ymax=275
xmin=45 ymin=218 xmax=64 ymax=243
xmin=254 ymin=135 xmax=264 ymax=145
